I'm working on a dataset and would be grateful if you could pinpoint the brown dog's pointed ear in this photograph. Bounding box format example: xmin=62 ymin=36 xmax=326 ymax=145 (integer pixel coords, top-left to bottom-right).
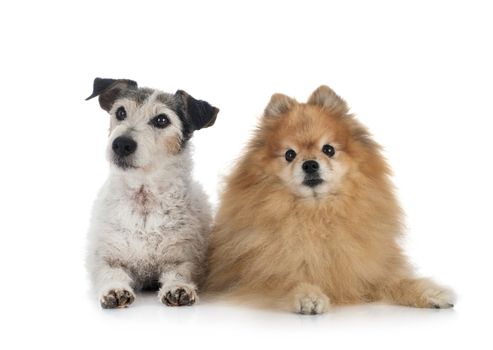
xmin=307 ymin=85 xmax=348 ymax=114
xmin=175 ymin=90 xmax=219 ymax=131
xmin=86 ymin=78 xmax=138 ymax=111
xmin=264 ymin=93 xmax=297 ymax=117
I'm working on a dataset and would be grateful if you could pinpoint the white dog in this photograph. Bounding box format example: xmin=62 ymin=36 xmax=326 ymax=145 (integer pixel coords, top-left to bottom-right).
xmin=85 ymin=78 xmax=218 ymax=308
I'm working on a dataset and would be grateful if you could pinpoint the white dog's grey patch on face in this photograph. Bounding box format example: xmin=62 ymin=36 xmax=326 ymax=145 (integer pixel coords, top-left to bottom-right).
xmin=106 ymin=90 xmax=185 ymax=171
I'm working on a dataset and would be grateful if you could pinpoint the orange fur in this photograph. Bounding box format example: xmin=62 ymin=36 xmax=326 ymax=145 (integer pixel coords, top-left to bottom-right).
xmin=206 ymin=86 xmax=455 ymax=314
xmin=165 ymin=133 xmax=182 ymax=155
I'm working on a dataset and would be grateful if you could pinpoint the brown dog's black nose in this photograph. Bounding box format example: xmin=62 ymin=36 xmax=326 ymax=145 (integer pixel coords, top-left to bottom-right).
xmin=112 ymin=136 xmax=137 ymax=157
xmin=302 ymin=160 xmax=319 ymax=174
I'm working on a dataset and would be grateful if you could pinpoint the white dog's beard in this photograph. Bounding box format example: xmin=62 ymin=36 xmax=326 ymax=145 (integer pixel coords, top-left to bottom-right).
xmin=112 ymin=155 xmax=137 ymax=170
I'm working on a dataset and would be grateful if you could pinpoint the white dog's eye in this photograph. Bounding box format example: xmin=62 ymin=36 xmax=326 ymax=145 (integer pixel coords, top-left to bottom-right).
xmin=322 ymin=144 xmax=335 ymax=157
xmin=116 ymin=106 xmax=127 ymax=121
xmin=150 ymin=114 xmax=170 ymax=129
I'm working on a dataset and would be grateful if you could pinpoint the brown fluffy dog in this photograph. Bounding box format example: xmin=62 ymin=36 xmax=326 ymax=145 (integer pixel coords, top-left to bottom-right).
xmin=206 ymin=85 xmax=455 ymax=314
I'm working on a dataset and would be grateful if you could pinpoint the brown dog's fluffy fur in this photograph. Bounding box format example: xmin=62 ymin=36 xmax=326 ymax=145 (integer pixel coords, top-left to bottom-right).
xmin=206 ymin=86 xmax=455 ymax=314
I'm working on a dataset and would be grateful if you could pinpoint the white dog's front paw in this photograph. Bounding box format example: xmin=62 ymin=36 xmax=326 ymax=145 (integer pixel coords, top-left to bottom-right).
xmin=159 ymin=285 xmax=197 ymax=306
xmin=100 ymin=288 xmax=135 ymax=309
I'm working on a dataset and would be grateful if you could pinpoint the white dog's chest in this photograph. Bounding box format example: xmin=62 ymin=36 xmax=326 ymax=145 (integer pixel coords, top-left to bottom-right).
xmin=114 ymin=185 xmax=187 ymax=228
xmin=99 ymin=185 xmax=193 ymax=260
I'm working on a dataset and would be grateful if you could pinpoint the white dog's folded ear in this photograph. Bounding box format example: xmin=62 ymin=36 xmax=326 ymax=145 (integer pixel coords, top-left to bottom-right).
xmin=264 ymin=93 xmax=297 ymax=117
xmin=307 ymin=85 xmax=348 ymax=114
xmin=175 ymin=90 xmax=219 ymax=130
xmin=86 ymin=78 xmax=138 ymax=111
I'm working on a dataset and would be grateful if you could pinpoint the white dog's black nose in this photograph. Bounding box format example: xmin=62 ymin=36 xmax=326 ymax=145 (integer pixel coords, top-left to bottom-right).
xmin=112 ymin=136 xmax=137 ymax=157
xmin=302 ymin=160 xmax=319 ymax=174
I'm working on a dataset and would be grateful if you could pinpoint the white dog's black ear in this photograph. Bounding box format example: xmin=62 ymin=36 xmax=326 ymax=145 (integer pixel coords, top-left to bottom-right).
xmin=264 ymin=93 xmax=297 ymax=117
xmin=175 ymin=90 xmax=219 ymax=131
xmin=307 ymin=85 xmax=348 ymax=114
xmin=86 ymin=78 xmax=138 ymax=111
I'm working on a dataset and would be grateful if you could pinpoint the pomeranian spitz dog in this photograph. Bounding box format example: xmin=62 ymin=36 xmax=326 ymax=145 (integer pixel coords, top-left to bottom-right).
xmin=206 ymin=85 xmax=455 ymax=314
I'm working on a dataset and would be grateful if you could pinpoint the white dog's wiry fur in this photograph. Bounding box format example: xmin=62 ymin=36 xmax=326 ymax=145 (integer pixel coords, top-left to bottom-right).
xmin=85 ymin=78 xmax=218 ymax=308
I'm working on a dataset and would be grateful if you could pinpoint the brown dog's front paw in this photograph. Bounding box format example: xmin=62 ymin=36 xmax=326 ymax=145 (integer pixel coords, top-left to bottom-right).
xmin=159 ymin=286 xmax=197 ymax=306
xmin=100 ymin=288 xmax=135 ymax=309
xmin=290 ymin=283 xmax=331 ymax=315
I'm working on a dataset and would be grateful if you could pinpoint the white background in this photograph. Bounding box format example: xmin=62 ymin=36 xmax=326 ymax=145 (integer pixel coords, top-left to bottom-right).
xmin=1 ymin=0 xmax=492 ymax=349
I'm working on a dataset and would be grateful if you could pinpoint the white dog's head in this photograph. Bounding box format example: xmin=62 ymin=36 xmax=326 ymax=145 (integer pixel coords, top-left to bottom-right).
xmin=87 ymin=78 xmax=218 ymax=172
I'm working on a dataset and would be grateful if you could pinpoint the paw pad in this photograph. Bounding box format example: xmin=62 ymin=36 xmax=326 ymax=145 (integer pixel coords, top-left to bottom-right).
xmin=160 ymin=287 xmax=197 ymax=306
xmin=100 ymin=288 xmax=135 ymax=309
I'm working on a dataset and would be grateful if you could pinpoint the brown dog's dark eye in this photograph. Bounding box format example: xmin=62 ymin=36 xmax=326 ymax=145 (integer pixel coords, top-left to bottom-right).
xmin=322 ymin=144 xmax=335 ymax=157
xmin=150 ymin=114 xmax=170 ymax=129
xmin=285 ymin=149 xmax=297 ymax=162
xmin=116 ymin=106 xmax=127 ymax=121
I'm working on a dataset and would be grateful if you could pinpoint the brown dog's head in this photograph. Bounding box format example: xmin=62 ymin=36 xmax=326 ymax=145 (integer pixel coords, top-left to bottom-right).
xmin=251 ymin=85 xmax=385 ymax=199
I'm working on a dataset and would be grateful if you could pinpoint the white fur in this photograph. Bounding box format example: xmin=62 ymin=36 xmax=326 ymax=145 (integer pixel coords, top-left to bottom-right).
xmin=86 ymin=91 xmax=211 ymax=307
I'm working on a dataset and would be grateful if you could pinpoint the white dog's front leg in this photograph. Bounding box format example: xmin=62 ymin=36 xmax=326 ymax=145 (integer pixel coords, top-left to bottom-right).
xmin=158 ymin=262 xmax=198 ymax=306
xmin=94 ymin=264 xmax=135 ymax=309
